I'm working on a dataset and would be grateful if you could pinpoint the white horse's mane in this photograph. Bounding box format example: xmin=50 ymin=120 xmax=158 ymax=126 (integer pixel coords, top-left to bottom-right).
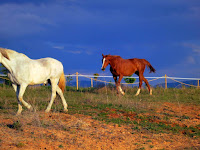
xmin=0 ymin=47 xmax=29 ymax=60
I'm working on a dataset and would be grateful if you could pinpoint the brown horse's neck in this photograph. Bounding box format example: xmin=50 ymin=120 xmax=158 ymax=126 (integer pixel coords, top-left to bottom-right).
xmin=108 ymin=55 xmax=122 ymax=70
xmin=107 ymin=55 xmax=121 ymax=61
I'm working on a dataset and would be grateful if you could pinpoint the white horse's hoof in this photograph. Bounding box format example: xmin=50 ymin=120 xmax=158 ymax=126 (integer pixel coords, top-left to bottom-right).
xmin=28 ymin=106 xmax=33 ymax=111
xmin=45 ymin=109 xmax=50 ymax=113
xmin=63 ymin=109 xmax=68 ymax=113
xmin=16 ymin=112 xmax=21 ymax=116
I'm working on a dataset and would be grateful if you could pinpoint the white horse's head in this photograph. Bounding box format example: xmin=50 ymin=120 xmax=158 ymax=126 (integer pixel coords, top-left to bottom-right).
xmin=0 ymin=48 xmax=10 ymax=62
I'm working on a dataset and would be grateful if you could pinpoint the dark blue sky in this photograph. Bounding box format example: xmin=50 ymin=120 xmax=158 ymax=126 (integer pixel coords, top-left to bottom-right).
xmin=0 ymin=0 xmax=200 ymax=78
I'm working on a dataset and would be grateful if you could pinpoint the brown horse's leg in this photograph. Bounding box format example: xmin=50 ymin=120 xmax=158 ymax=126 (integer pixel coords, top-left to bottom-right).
xmin=135 ymin=75 xmax=142 ymax=96
xmin=135 ymin=71 xmax=142 ymax=96
xmin=117 ymin=75 xmax=125 ymax=95
xmin=113 ymin=75 xmax=119 ymax=94
xmin=142 ymin=77 xmax=152 ymax=95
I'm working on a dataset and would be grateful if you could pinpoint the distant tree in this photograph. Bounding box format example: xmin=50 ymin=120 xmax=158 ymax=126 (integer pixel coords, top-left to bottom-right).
xmin=0 ymin=64 xmax=11 ymax=85
xmin=108 ymin=80 xmax=114 ymax=88
xmin=93 ymin=73 xmax=99 ymax=81
xmin=93 ymin=73 xmax=99 ymax=88
xmin=124 ymin=75 xmax=136 ymax=87
xmin=0 ymin=64 xmax=8 ymax=75
xmin=66 ymin=74 xmax=73 ymax=86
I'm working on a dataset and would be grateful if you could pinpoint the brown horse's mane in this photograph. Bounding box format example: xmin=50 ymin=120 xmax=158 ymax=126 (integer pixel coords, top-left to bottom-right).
xmin=105 ymin=54 xmax=122 ymax=59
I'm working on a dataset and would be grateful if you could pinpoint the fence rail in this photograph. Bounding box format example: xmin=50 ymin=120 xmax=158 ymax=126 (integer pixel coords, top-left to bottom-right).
xmin=65 ymin=72 xmax=200 ymax=90
xmin=1 ymin=73 xmax=200 ymax=90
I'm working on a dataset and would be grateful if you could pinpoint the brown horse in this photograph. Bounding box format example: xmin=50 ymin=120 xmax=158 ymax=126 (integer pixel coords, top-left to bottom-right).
xmin=101 ymin=54 xmax=156 ymax=96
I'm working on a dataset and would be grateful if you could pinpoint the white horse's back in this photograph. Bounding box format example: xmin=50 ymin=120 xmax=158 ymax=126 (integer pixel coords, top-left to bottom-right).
xmin=5 ymin=50 xmax=63 ymax=85
xmin=28 ymin=58 xmax=64 ymax=85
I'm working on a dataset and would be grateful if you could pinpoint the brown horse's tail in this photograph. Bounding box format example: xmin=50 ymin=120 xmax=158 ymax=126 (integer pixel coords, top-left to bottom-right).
xmin=58 ymin=72 xmax=66 ymax=93
xmin=143 ymin=59 xmax=156 ymax=73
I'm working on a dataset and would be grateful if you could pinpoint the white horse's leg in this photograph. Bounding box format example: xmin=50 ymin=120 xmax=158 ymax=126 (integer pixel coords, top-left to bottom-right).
xmin=12 ymin=84 xmax=17 ymax=92
xmin=56 ymin=86 xmax=68 ymax=112
xmin=12 ymin=84 xmax=22 ymax=115
xmin=16 ymin=84 xmax=32 ymax=115
xmin=45 ymin=79 xmax=57 ymax=113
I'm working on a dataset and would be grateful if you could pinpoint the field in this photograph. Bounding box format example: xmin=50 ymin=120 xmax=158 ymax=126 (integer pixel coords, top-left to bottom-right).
xmin=0 ymin=86 xmax=200 ymax=150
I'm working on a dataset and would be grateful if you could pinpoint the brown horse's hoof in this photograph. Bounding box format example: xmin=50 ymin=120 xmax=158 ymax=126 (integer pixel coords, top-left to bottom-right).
xmin=135 ymin=88 xmax=141 ymax=96
xmin=150 ymin=89 xmax=152 ymax=95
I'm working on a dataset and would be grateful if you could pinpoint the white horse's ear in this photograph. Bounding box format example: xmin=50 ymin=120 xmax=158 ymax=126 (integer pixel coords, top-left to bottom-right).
xmin=1 ymin=50 xmax=10 ymax=60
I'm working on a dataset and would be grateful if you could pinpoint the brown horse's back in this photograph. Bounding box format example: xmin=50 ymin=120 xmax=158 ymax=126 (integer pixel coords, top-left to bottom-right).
xmin=109 ymin=56 xmax=155 ymax=76
xmin=129 ymin=58 xmax=156 ymax=73
xmin=110 ymin=57 xmax=138 ymax=76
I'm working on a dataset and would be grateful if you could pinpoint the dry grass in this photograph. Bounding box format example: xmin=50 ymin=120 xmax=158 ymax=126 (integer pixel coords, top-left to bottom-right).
xmin=0 ymin=85 xmax=200 ymax=149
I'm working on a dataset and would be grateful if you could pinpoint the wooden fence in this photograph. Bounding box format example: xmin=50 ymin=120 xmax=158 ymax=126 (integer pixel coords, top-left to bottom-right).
xmin=65 ymin=72 xmax=200 ymax=90
xmin=1 ymin=73 xmax=200 ymax=90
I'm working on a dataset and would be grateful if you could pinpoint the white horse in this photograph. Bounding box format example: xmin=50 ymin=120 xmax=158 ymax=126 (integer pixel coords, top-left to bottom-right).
xmin=0 ymin=48 xmax=68 ymax=115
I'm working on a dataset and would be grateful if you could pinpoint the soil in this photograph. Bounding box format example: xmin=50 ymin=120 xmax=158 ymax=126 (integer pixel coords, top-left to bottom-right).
xmin=0 ymin=102 xmax=199 ymax=150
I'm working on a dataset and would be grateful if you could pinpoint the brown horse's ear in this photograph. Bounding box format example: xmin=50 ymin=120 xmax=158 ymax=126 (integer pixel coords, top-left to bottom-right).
xmin=1 ymin=49 xmax=10 ymax=60
xmin=102 ymin=54 xmax=105 ymax=57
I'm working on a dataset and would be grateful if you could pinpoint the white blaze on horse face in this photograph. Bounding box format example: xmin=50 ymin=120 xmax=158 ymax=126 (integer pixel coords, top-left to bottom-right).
xmin=101 ymin=58 xmax=106 ymax=70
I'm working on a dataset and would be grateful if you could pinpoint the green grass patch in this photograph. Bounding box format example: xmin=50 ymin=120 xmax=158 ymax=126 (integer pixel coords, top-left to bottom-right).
xmin=0 ymin=86 xmax=200 ymax=138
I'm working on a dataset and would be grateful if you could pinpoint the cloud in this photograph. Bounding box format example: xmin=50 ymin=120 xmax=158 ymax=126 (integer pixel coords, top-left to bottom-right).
xmin=182 ymin=43 xmax=200 ymax=55
xmin=48 ymin=42 xmax=95 ymax=55
xmin=62 ymin=50 xmax=82 ymax=54
xmin=0 ymin=3 xmax=55 ymax=38
xmin=193 ymin=49 xmax=200 ymax=54
xmin=186 ymin=56 xmax=195 ymax=64
xmin=1 ymin=0 xmax=199 ymax=40
xmin=52 ymin=44 xmax=82 ymax=54
xmin=53 ymin=46 xmax=64 ymax=50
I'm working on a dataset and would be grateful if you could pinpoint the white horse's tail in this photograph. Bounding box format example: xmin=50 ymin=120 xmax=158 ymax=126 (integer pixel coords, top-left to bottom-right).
xmin=58 ymin=72 xmax=66 ymax=93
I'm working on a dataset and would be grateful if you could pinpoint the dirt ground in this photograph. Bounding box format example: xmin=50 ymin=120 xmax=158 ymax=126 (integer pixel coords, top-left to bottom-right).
xmin=0 ymin=102 xmax=199 ymax=150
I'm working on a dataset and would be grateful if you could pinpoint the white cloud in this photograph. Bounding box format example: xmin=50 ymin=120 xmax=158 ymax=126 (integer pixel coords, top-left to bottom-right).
xmin=53 ymin=46 xmax=64 ymax=50
xmin=48 ymin=42 xmax=95 ymax=55
xmin=193 ymin=49 xmax=200 ymax=54
xmin=186 ymin=56 xmax=195 ymax=64
xmin=63 ymin=50 xmax=82 ymax=54
xmin=182 ymin=42 xmax=200 ymax=56
xmin=0 ymin=2 xmax=88 ymax=37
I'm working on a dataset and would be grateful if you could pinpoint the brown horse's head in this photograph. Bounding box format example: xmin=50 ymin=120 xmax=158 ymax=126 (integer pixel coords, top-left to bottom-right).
xmin=101 ymin=54 xmax=110 ymax=71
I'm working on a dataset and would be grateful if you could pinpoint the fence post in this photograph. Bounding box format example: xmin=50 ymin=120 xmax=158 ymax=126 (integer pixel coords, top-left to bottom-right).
xmin=76 ymin=72 xmax=78 ymax=90
xmin=91 ymin=78 xmax=93 ymax=88
xmin=198 ymin=80 xmax=199 ymax=88
xmin=165 ymin=74 xmax=167 ymax=90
